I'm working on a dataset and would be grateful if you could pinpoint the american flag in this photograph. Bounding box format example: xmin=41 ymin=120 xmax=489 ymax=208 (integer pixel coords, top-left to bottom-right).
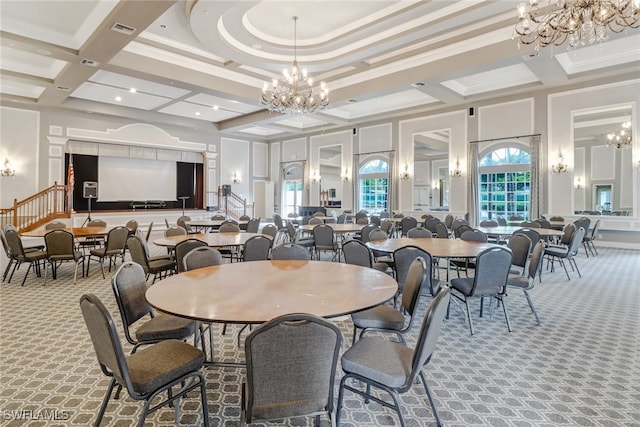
xmin=67 ymin=153 xmax=74 ymax=210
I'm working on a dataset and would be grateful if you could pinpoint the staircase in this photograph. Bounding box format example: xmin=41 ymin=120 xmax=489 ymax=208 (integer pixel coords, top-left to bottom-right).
xmin=217 ymin=186 xmax=254 ymax=220
xmin=0 ymin=182 xmax=70 ymax=231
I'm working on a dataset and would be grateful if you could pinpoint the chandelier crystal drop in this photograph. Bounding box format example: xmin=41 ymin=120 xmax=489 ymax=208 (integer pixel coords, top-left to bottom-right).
xmin=514 ymin=0 xmax=640 ymax=50
xmin=260 ymin=16 xmax=329 ymax=115
xmin=607 ymin=120 xmax=633 ymax=148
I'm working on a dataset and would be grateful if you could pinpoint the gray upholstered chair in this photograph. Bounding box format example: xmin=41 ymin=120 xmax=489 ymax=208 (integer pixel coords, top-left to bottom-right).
xmin=126 ymin=236 xmax=175 ymax=283
xmin=183 ymin=246 xmax=223 ymax=271
xmin=342 ymin=239 xmax=390 ymax=274
xmin=336 ymin=288 xmax=451 ymax=427
xmin=450 ymin=229 xmax=488 ymax=277
xmin=286 ymin=221 xmax=315 ymax=251
xmin=508 ymin=233 xmax=532 ymax=275
xmin=544 ymin=226 xmax=585 ymax=280
xmin=45 ymin=221 xmax=66 ymax=230
xmin=308 ymin=217 xmax=323 ymax=225
xmin=238 ymin=214 xmax=251 ymax=231
xmin=480 ymin=219 xmax=498 ymax=227
xmin=86 ymin=226 xmax=129 ymax=278
xmin=219 ymin=222 xmax=240 ymax=233
xmin=312 ymin=224 xmax=339 ymax=261
xmin=393 ymin=246 xmax=440 ymax=303
xmin=44 ymin=229 xmax=84 ymax=284
xmin=125 ymin=219 xmax=138 ymax=235
xmin=272 ymin=213 xmax=285 ymax=230
xmin=78 ymin=219 xmax=107 ymax=249
xmin=174 ymin=238 xmax=207 ymax=273
xmin=242 ymin=235 xmax=272 ymax=262
xmin=3 ymin=227 xmax=48 ymax=285
xmin=260 ymin=224 xmax=277 ymax=239
xmin=407 ymin=227 xmax=433 ymax=238
xmin=351 ymin=256 xmax=428 ymax=345
xmin=79 ymin=293 xmax=208 ymax=427
xmin=165 ymin=225 xmax=187 ymax=237
xmin=177 ymin=215 xmax=196 ymax=234
xmin=245 ymin=218 xmax=260 ymax=234
xmin=453 ymin=224 xmax=473 ymax=239
xmin=507 ymin=239 xmax=545 ymax=325
xmin=241 ymin=313 xmax=342 ymax=426
xmin=356 ymin=224 xmax=378 ymax=243
xmin=270 ymin=243 xmax=309 ymax=260
xmin=583 ymin=218 xmax=600 ymax=256
xmin=399 ymin=216 xmax=418 ymax=237
xmin=449 ymin=246 xmax=513 ymax=335
xmin=435 ymin=222 xmax=449 ymax=239
xmin=514 ymin=228 xmax=541 ymax=254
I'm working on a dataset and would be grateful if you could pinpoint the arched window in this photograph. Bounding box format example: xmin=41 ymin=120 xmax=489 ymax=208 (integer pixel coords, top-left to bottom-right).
xmin=479 ymin=147 xmax=531 ymax=220
xmin=359 ymin=158 xmax=389 ymax=213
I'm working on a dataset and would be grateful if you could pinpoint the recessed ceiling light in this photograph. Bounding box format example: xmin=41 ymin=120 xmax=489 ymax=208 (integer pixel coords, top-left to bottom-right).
xmin=129 ymin=88 xmax=137 ymax=93
xmin=115 ymin=96 xmax=122 ymax=102
xmin=160 ymin=24 xmax=166 ymax=29
xmin=348 ymin=99 xmax=357 ymax=103
xmin=195 ymin=112 xmax=201 ymax=116
xmin=213 ymin=105 xmax=219 ymax=110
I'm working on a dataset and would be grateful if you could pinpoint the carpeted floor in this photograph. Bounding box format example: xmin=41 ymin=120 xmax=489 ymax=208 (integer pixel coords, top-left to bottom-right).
xmin=1 ymin=235 xmax=639 ymax=427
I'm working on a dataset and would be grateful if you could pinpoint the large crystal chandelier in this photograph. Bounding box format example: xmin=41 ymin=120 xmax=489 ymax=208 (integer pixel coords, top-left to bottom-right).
xmin=607 ymin=121 xmax=632 ymax=148
xmin=514 ymin=0 xmax=640 ymax=50
xmin=261 ymin=17 xmax=329 ymax=115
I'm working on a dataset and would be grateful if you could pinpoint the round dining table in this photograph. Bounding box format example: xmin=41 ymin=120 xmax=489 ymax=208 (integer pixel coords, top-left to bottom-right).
xmin=153 ymin=232 xmax=267 ymax=248
xmin=476 ymin=226 xmax=563 ymax=239
xmin=21 ymin=226 xmax=109 ymax=238
xmin=298 ymin=223 xmax=365 ymax=234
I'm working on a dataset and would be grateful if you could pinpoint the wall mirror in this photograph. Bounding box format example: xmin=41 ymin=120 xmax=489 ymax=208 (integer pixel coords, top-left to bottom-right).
xmin=413 ymin=130 xmax=449 ymax=211
xmin=319 ymin=145 xmax=343 ymax=209
xmin=573 ymin=105 xmax=633 ymax=216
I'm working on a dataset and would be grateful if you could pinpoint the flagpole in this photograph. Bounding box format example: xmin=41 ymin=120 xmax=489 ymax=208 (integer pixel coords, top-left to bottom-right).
xmin=67 ymin=151 xmax=75 ymax=214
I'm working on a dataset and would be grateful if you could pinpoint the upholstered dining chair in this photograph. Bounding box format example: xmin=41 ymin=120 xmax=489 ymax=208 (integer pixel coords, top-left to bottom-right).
xmin=508 ymin=233 xmax=532 ymax=275
xmin=3 ymin=227 xmax=48 ymax=285
xmin=336 ymin=287 xmax=451 ymax=427
xmin=270 ymin=243 xmax=309 ymax=260
xmin=449 ymin=246 xmax=513 ymax=335
xmin=342 ymin=239 xmax=390 ymax=274
xmin=260 ymin=224 xmax=278 ymax=239
xmin=406 ymin=227 xmax=433 ymax=238
xmin=393 ymin=246 xmax=440 ymax=303
xmin=242 ymin=235 xmax=272 ymax=262
xmin=177 ymin=215 xmax=196 ymax=234
xmin=45 ymin=221 xmax=66 ymax=230
xmin=183 ymin=246 xmax=223 ymax=271
xmin=174 ymin=238 xmax=207 ymax=273
xmin=86 ymin=226 xmax=129 ymax=278
xmin=399 ymin=216 xmax=418 ymax=237
xmin=544 ymin=226 xmax=585 ymax=280
xmin=241 ymin=313 xmax=342 ymax=426
xmin=583 ymin=218 xmax=601 ymax=257
xmin=312 ymin=224 xmax=340 ymax=261
xmin=434 ymin=222 xmax=449 ymax=239
xmin=44 ymin=229 xmax=84 ymax=284
xmin=79 ymin=293 xmax=209 ymax=427
xmin=351 ymin=256 xmax=428 ymax=345
xmin=77 ymin=219 xmax=107 ymax=249
xmin=126 ymin=236 xmax=175 ymax=283
xmin=450 ymin=229 xmax=488 ymax=277
xmin=507 ymin=239 xmax=545 ymax=325
xmin=245 ymin=218 xmax=261 ymax=233
xmin=513 ymin=228 xmax=541 ymax=255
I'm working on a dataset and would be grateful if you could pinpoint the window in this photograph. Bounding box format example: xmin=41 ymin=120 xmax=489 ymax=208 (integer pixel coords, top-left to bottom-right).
xmin=479 ymin=147 xmax=531 ymax=220
xmin=358 ymin=159 xmax=389 ymax=213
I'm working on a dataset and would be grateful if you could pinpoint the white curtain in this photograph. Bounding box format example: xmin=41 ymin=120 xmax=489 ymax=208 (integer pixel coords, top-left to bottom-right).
xmin=529 ymin=135 xmax=542 ymax=219
xmin=467 ymin=143 xmax=479 ymax=226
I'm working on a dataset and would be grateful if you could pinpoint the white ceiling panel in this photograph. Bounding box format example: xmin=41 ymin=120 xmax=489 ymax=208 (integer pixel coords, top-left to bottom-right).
xmin=275 ymin=116 xmax=330 ymax=129
xmin=441 ymin=64 xmax=540 ymax=97
xmin=0 ymin=46 xmax=67 ymax=79
xmin=159 ymin=102 xmax=240 ymax=122
xmin=555 ymin=35 xmax=640 ymax=75
xmin=186 ymin=93 xmax=261 ymax=114
xmin=0 ymin=80 xmax=46 ymax=99
xmin=323 ymin=89 xmax=439 ymax=120
xmin=71 ymin=82 xmax=172 ymax=110
xmin=89 ymin=70 xmax=190 ymax=98
xmin=237 ymin=126 xmax=285 ymax=136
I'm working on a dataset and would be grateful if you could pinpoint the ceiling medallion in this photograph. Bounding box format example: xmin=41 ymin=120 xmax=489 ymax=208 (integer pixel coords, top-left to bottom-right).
xmin=260 ymin=17 xmax=329 ymax=115
xmin=514 ymin=0 xmax=640 ymax=50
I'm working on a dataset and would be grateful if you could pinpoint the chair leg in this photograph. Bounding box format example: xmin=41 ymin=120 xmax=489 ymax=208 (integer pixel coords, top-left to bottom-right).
xmin=2 ymin=259 xmax=13 ymax=282
xmin=500 ymin=296 xmax=512 ymax=332
xmin=464 ymin=299 xmax=474 ymax=335
xmin=20 ymin=263 xmax=33 ymax=286
xmin=336 ymin=375 xmax=347 ymax=426
xmin=8 ymin=260 xmax=20 ymax=283
xmin=570 ymin=257 xmax=581 ymax=278
xmin=523 ymin=290 xmax=541 ymax=325
xmin=419 ymin=371 xmax=443 ymax=427
xmin=95 ymin=378 xmax=117 ymax=426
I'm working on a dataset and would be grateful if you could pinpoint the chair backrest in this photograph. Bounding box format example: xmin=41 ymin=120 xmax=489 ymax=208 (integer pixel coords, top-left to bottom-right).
xmin=176 ymin=216 xmax=191 ymax=232
xmin=104 ymin=226 xmax=130 ymax=254
xmin=435 ymin=222 xmax=449 ymax=239
xmin=514 ymin=228 xmax=540 ymax=252
xmin=423 ymin=218 xmax=441 ymax=233
xmin=405 ymin=287 xmax=451 ymax=391
xmin=285 ymin=221 xmax=297 ymax=241
xmin=573 ymin=218 xmax=590 ymax=240
xmin=509 ymin=215 xmax=524 ymax=221
xmin=246 ymin=218 xmax=261 ymax=234
xmin=400 ymin=217 xmax=418 ymax=236
xmin=312 ymin=224 xmax=334 ymax=247
xmin=342 ymin=239 xmax=373 ymax=268
xmin=393 ymin=245 xmax=431 ymax=291
xmin=175 ymin=238 xmax=207 ymax=273
xmin=165 ymin=226 xmax=187 ymax=237
xmin=370 ymin=215 xmax=381 ymax=226
xmin=0 ymin=230 xmax=10 ymax=258
xmin=79 ymin=293 xmax=134 ymax=394
xmin=401 ymin=257 xmax=428 ymax=316
xmin=308 ymin=217 xmax=323 ymax=225
xmin=183 ymin=246 xmax=223 ymax=271
xmin=534 ymin=218 xmax=550 ymax=229
xmin=508 ymin=233 xmax=531 ymax=273
xmin=549 ymin=216 xmax=564 ymax=222
xmin=528 ymin=240 xmax=545 ymax=282
xmin=590 ymin=219 xmax=601 ymax=239
xmin=407 ymin=227 xmax=433 ymax=238
xmin=3 ymin=228 xmax=26 ymax=258
xmin=454 ymin=224 xmax=473 ymax=239
xmin=111 ymin=262 xmax=153 ymax=331
xmin=336 ymin=214 xmax=347 ymax=224
xmin=496 ymin=216 xmax=507 ymax=226
xmin=126 ymin=236 xmax=150 ymax=271
xmin=368 ymin=228 xmax=388 ymax=241
xmin=45 ymin=221 xmax=66 ymax=230
xmin=87 ymin=219 xmax=107 ymax=227
xmin=44 ymin=229 xmax=75 ymax=257
xmin=356 ymin=217 xmax=369 ymax=225
xmin=566 ymin=227 xmax=586 ymax=256
xmin=125 ymin=220 xmax=138 ymax=233
xmin=261 ymin=224 xmax=278 ymax=239
xmin=520 ymin=220 xmax=540 ymax=228
xmin=145 ymin=222 xmax=154 ymax=242
xmin=479 ymin=219 xmax=498 ymax=227
xmin=559 ymin=223 xmax=576 ymax=246
xmin=219 ymin=223 xmax=240 ymax=233
xmin=270 ymin=243 xmax=309 ymax=260
xmin=358 ymin=224 xmax=378 ymax=243
xmin=273 ymin=213 xmax=285 ymax=230
xmin=460 ymin=230 xmax=488 ymax=243
xmin=244 ymin=313 xmax=342 ymax=423
xmin=444 ymin=214 xmax=454 ymax=229
xmin=243 ymin=235 xmax=272 ymax=262
xmin=211 ymin=215 xmax=226 ymax=220
xmin=469 ymin=247 xmax=512 ymax=297
xmin=379 ymin=210 xmax=390 ymax=219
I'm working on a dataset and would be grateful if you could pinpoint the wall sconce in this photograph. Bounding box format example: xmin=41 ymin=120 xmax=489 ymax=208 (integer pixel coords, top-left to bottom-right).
xmin=311 ymin=170 xmax=320 ymax=183
xmin=231 ymin=171 xmax=240 ymax=183
xmin=432 ymin=180 xmax=439 ymax=190
xmin=450 ymin=159 xmax=463 ymax=178
xmin=551 ymin=152 xmax=568 ymax=174
xmin=341 ymin=168 xmax=349 ymax=182
xmin=1 ymin=158 xmax=16 ymax=177
xmin=399 ymin=164 xmax=410 ymax=180
xmin=574 ymin=176 xmax=583 ymax=189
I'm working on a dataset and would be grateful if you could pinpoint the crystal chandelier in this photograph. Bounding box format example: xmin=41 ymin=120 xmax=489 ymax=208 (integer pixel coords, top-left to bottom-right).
xmin=514 ymin=0 xmax=640 ymax=50
xmin=261 ymin=17 xmax=329 ymax=115
xmin=607 ymin=120 xmax=632 ymax=148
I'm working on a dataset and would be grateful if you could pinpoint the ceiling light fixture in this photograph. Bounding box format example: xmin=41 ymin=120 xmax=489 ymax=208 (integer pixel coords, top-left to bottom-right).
xmin=607 ymin=120 xmax=632 ymax=148
xmin=261 ymin=16 xmax=329 ymax=115
xmin=514 ymin=0 xmax=640 ymax=50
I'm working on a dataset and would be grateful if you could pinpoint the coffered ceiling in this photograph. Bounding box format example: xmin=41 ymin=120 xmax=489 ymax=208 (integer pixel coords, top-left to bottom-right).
xmin=1 ymin=0 xmax=639 ymax=140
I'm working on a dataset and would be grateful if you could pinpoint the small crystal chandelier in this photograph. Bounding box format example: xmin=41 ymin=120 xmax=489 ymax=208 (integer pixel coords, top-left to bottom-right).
xmin=261 ymin=16 xmax=329 ymax=115
xmin=514 ymin=0 xmax=640 ymax=50
xmin=607 ymin=120 xmax=632 ymax=148
xmin=1 ymin=158 xmax=16 ymax=177
xmin=551 ymin=152 xmax=569 ymax=173
xmin=450 ymin=159 xmax=463 ymax=178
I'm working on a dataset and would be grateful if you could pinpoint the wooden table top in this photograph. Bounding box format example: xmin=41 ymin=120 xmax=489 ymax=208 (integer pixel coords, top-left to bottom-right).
xmin=298 ymin=223 xmax=365 ymax=233
xmin=153 ymin=232 xmax=268 ymax=248
xmin=186 ymin=219 xmax=248 ymax=227
xmin=21 ymin=226 xmax=110 ymax=238
xmin=367 ymin=237 xmax=498 ymax=258
xmin=146 ymin=260 xmax=398 ymax=323
xmin=476 ymin=226 xmax=563 ymax=237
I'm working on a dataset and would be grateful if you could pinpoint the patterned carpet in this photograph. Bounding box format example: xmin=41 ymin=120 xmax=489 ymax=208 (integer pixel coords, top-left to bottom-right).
xmin=1 ymin=235 xmax=639 ymax=427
